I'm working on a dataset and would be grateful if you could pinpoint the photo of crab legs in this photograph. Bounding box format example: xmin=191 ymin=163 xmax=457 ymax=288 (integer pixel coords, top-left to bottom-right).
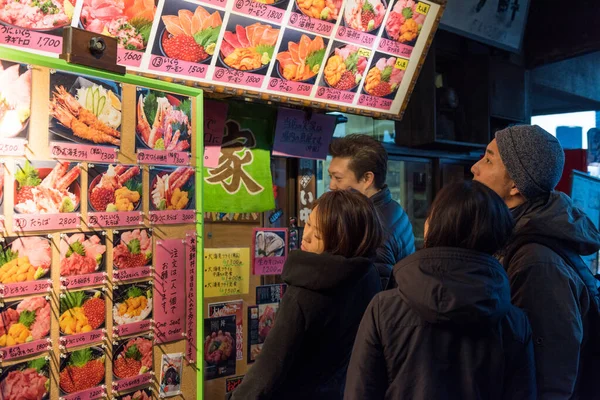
xmin=50 ymin=86 xmax=121 ymax=146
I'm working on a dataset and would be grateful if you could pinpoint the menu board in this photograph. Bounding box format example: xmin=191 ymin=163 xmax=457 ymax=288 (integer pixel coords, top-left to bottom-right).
xmin=0 ymin=0 xmax=445 ymax=118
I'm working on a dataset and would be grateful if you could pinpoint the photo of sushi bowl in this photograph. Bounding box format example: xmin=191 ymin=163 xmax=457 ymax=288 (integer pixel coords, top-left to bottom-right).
xmin=59 ymin=290 xmax=106 ymax=335
xmin=59 ymin=347 xmax=105 ymax=395
xmin=113 ymin=283 xmax=152 ymax=326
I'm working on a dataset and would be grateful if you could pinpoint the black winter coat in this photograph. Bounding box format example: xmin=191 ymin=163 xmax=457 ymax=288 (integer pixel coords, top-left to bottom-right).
xmin=502 ymin=192 xmax=600 ymax=399
xmin=231 ymin=250 xmax=381 ymax=400
xmin=371 ymin=186 xmax=415 ymax=288
xmin=344 ymin=247 xmax=537 ymax=400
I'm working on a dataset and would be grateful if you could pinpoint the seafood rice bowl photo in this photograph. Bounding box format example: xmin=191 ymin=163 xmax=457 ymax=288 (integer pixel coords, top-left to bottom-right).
xmin=323 ymin=44 xmax=368 ymax=92
xmin=343 ymin=0 xmax=387 ymax=33
xmin=113 ymin=283 xmax=152 ymax=325
xmin=0 ymin=297 xmax=51 ymax=347
xmin=88 ymin=165 xmax=142 ymax=212
xmin=0 ymin=236 xmax=51 ymax=284
xmin=150 ymin=167 xmax=194 ymax=211
xmin=0 ymin=357 xmax=49 ymax=400
xmin=0 ymin=0 xmax=75 ymax=32
xmin=59 ymin=347 xmax=105 ymax=395
xmin=113 ymin=336 xmax=153 ymax=379
xmin=219 ymin=22 xmax=280 ymax=73
xmin=113 ymin=229 xmax=153 ymax=270
xmin=275 ymin=34 xmax=325 ymax=84
xmin=59 ymin=233 xmax=106 ymax=277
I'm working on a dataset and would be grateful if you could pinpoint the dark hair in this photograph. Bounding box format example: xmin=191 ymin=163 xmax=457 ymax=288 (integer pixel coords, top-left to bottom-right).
xmin=329 ymin=134 xmax=388 ymax=189
xmin=425 ymin=181 xmax=514 ymax=255
xmin=312 ymin=190 xmax=384 ymax=258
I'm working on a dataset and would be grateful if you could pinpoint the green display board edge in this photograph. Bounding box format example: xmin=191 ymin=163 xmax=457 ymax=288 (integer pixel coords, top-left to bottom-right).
xmin=0 ymin=46 xmax=206 ymax=397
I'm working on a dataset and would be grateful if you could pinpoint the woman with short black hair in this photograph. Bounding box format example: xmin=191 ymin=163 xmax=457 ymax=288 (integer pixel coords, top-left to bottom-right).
xmin=344 ymin=180 xmax=537 ymax=400
xmin=231 ymin=190 xmax=383 ymax=400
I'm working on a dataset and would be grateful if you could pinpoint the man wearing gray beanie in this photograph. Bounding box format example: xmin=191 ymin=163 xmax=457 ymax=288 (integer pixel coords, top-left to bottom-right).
xmin=472 ymin=124 xmax=600 ymax=399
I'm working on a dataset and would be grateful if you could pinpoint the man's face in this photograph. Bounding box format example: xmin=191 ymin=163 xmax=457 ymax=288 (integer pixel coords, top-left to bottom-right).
xmin=471 ymin=139 xmax=515 ymax=201
xmin=328 ymin=157 xmax=368 ymax=195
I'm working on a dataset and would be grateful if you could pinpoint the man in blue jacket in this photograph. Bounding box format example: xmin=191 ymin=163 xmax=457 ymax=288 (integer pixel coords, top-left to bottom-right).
xmin=328 ymin=134 xmax=415 ymax=288
xmin=472 ymin=124 xmax=600 ymax=399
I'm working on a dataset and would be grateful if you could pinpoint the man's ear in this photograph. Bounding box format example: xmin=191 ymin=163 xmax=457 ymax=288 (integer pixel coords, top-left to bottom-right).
xmin=509 ymin=181 xmax=521 ymax=197
xmin=362 ymin=171 xmax=376 ymax=188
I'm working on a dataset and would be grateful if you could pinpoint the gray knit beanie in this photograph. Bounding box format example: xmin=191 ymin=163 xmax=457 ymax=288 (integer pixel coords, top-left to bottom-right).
xmin=495 ymin=125 xmax=565 ymax=200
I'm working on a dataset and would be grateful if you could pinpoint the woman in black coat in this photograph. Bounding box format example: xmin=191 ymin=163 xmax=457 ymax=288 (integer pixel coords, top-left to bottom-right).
xmin=231 ymin=190 xmax=384 ymax=400
xmin=344 ymin=181 xmax=537 ymax=400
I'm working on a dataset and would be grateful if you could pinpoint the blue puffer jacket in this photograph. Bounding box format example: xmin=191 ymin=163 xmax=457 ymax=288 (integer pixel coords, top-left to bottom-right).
xmin=371 ymin=185 xmax=415 ymax=288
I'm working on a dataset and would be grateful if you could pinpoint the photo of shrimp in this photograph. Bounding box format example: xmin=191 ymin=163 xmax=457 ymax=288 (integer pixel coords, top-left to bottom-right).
xmin=49 ymin=72 xmax=122 ymax=147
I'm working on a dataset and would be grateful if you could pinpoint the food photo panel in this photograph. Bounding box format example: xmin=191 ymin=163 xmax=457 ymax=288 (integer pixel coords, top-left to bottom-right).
xmin=113 ymin=282 xmax=153 ymax=337
xmin=148 ymin=0 xmax=224 ymax=80
xmin=12 ymin=160 xmax=81 ymax=231
xmin=112 ymin=335 xmax=154 ymax=392
xmin=59 ymin=346 xmax=106 ymax=400
xmin=0 ymin=297 xmax=51 ymax=361
xmin=59 ymin=232 xmax=107 ymax=289
xmin=112 ymin=229 xmax=153 ymax=282
xmin=0 ymin=60 xmax=31 ymax=156
xmin=48 ymin=71 xmax=122 ymax=162
xmin=204 ymin=315 xmax=236 ymax=380
xmin=0 ymin=356 xmax=50 ymax=400
xmin=0 ymin=235 xmax=52 ymax=298
xmin=87 ymin=164 xmax=143 ymax=228
xmin=58 ymin=289 xmax=106 ymax=348
xmin=148 ymin=166 xmax=195 ymax=225
xmin=377 ymin=0 xmax=429 ymax=57
xmin=252 ymin=228 xmax=288 ymax=275
xmin=357 ymin=52 xmax=408 ymax=110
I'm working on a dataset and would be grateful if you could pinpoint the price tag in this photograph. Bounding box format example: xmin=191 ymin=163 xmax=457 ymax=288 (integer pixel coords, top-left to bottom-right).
xmin=416 ymin=2 xmax=431 ymax=15
xmin=395 ymin=58 xmax=409 ymax=70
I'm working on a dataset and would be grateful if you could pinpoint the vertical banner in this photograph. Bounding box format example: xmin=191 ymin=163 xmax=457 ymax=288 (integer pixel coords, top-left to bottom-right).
xmin=297 ymin=159 xmax=317 ymax=227
xmin=185 ymin=232 xmax=197 ymax=363
xmin=154 ymin=239 xmax=185 ymax=344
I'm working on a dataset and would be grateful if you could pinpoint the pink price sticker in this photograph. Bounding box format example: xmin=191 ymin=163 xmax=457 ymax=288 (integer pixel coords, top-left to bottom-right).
xmin=377 ymin=38 xmax=413 ymax=58
xmin=62 ymin=386 xmax=106 ymax=400
xmin=88 ymin=211 xmax=143 ymax=228
xmin=61 ymin=273 xmax=106 ymax=289
xmin=117 ymin=48 xmax=144 ymax=67
xmin=0 ymin=280 xmax=51 ymax=299
xmin=315 ymin=86 xmax=355 ymax=104
xmin=288 ymin=12 xmax=335 ymax=35
xmin=13 ymin=213 xmax=80 ymax=232
xmin=137 ymin=149 xmax=190 ymax=165
xmin=200 ymin=0 xmax=227 ymax=8
xmin=61 ymin=329 xmax=104 ymax=349
xmin=335 ymin=26 xmax=376 ymax=47
xmin=0 ymin=339 xmax=50 ymax=361
xmin=233 ymin=0 xmax=286 ymax=23
xmin=254 ymin=256 xmax=285 ymax=275
xmin=114 ymin=319 xmax=153 ymax=337
xmin=213 ymin=67 xmax=264 ymax=88
xmin=149 ymin=55 xmax=208 ymax=79
xmin=0 ymin=138 xmax=26 ymax=156
xmin=268 ymin=78 xmax=313 ymax=96
xmin=113 ymin=372 xmax=153 ymax=392
xmin=150 ymin=210 xmax=195 ymax=225
xmin=51 ymin=142 xmax=117 ymax=162
xmin=113 ymin=266 xmax=153 ymax=282
xmin=357 ymin=94 xmax=393 ymax=110
xmin=0 ymin=25 xmax=62 ymax=53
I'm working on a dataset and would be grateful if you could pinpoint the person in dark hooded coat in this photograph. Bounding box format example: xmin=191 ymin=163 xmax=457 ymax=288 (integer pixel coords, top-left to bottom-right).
xmin=344 ymin=180 xmax=536 ymax=400
xmin=231 ymin=190 xmax=383 ymax=400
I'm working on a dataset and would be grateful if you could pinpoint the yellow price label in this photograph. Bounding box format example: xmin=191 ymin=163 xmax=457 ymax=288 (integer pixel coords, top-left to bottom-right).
xmin=415 ymin=1 xmax=430 ymax=15
xmin=358 ymin=49 xmax=371 ymax=58
xmin=394 ymin=58 xmax=409 ymax=70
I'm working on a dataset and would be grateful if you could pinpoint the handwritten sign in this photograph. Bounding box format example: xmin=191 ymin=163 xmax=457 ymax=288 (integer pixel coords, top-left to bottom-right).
xmin=61 ymin=273 xmax=106 ymax=290
xmin=51 ymin=142 xmax=117 ymax=162
xmin=149 ymin=55 xmax=208 ymax=79
xmin=268 ymin=77 xmax=313 ymax=96
xmin=0 ymin=26 xmax=62 ymax=53
xmin=117 ymin=48 xmax=144 ymax=67
xmin=13 ymin=213 xmax=80 ymax=232
xmin=233 ymin=0 xmax=285 ymax=23
xmin=0 ymin=280 xmax=51 ymax=299
xmin=113 ymin=372 xmax=153 ymax=392
xmin=114 ymin=319 xmax=153 ymax=337
xmin=377 ymin=38 xmax=414 ymax=58
xmin=204 ymin=248 xmax=250 ymax=298
xmin=137 ymin=150 xmax=190 ymax=165
xmin=336 ymin=26 xmax=377 ymax=46
xmin=113 ymin=266 xmax=152 ymax=282
xmin=149 ymin=210 xmax=195 ymax=225
xmin=272 ymin=108 xmax=336 ymax=159
xmin=0 ymin=339 xmax=50 ymax=361
xmin=208 ymin=300 xmax=243 ymax=361
xmin=60 ymin=329 xmax=104 ymax=349
xmin=288 ymin=12 xmax=335 ymax=36
xmin=185 ymin=233 xmax=197 ymax=363
xmin=154 ymin=239 xmax=186 ymax=344
xmin=204 ymin=101 xmax=228 ymax=168
xmin=213 ymin=67 xmax=264 ymax=88
xmin=358 ymin=94 xmax=393 ymax=110
xmin=61 ymin=386 xmax=106 ymax=400
xmin=0 ymin=138 xmax=26 ymax=156
xmin=88 ymin=211 xmax=143 ymax=228
xmin=315 ymin=86 xmax=356 ymax=104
